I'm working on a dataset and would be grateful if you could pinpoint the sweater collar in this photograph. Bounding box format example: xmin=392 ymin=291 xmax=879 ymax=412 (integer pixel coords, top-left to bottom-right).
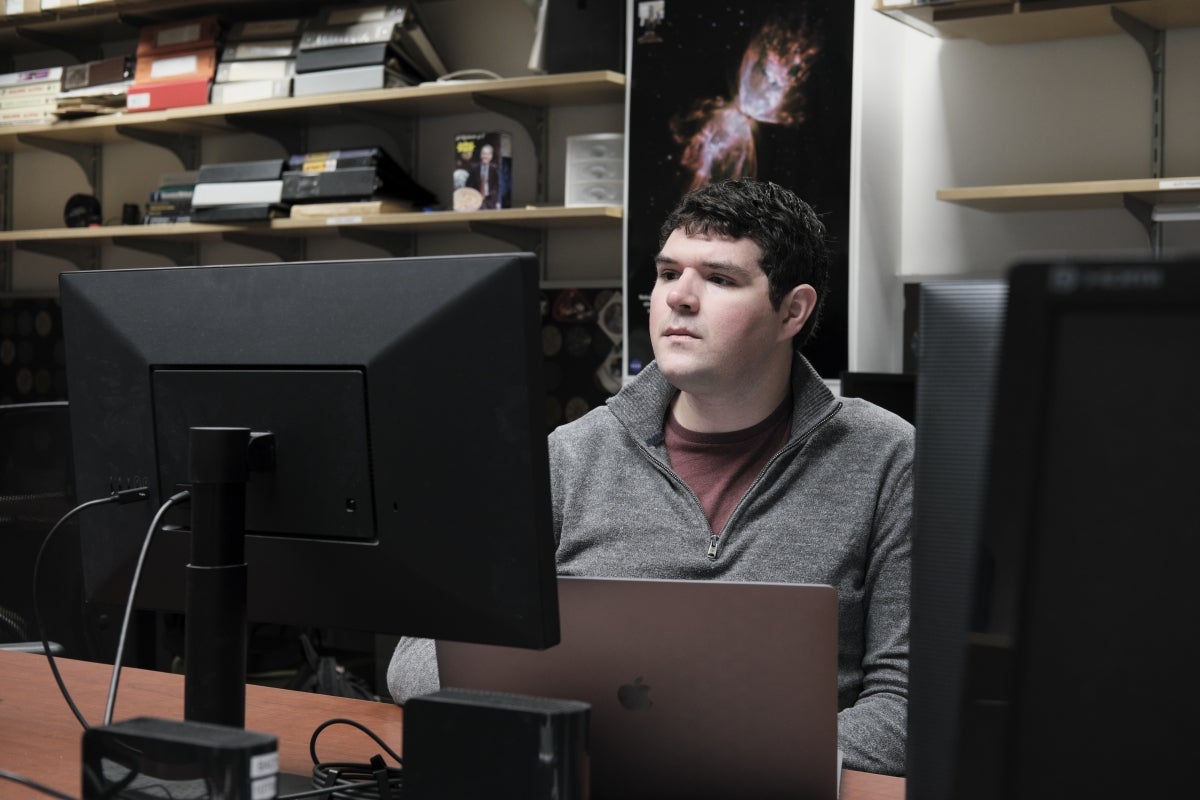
xmin=608 ymin=353 xmax=840 ymax=448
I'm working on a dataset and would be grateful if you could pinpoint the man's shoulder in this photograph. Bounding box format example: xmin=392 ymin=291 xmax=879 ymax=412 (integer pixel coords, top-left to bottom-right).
xmin=824 ymin=396 xmax=915 ymax=463
xmin=549 ymin=403 xmax=623 ymax=455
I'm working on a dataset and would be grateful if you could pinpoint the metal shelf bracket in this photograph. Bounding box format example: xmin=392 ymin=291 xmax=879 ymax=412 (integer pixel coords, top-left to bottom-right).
xmin=1121 ymin=193 xmax=1162 ymax=257
xmin=15 ymin=135 xmax=101 ymax=192
xmin=221 ymin=232 xmax=305 ymax=262
xmin=114 ymin=126 xmax=201 ymax=170
xmin=110 ymin=236 xmax=200 ymax=266
xmin=16 ymin=240 xmax=99 ymax=270
xmin=1112 ymin=6 xmax=1165 ymax=179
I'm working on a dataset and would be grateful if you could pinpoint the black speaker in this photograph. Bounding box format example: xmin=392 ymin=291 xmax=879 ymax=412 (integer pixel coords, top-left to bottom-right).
xmin=404 ymin=688 xmax=590 ymax=800
xmin=544 ymin=0 xmax=626 ymax=74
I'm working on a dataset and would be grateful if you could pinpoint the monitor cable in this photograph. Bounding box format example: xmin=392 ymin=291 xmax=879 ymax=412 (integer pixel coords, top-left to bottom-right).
xmin=32 ymin=487 xmax=150 ymax=731
xmin=273 ymin=717 xmax=404 ymax=800
xmin=0 ymin=768 xmax=79 ymax=800
xmin=103 ymin=489 xmax=190 ymax=727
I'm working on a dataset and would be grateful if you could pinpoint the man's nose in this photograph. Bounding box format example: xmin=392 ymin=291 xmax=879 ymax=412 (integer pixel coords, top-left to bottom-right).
xmin=667 ymin=270 xmax=700 ymax=312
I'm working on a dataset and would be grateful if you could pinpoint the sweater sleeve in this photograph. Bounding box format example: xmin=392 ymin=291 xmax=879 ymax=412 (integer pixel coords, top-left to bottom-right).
xmin=837 ymin=456 xmax=912 ymax=775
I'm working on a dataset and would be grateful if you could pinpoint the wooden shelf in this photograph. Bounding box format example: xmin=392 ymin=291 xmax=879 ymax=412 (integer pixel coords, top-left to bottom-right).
xmin=0 ymin=71 xmax=626 ymax=154
xmin=937 ymin=176 xmax=1200 ymax=211
xmin=875 ymin=0 xmax=1200 ymax=44
xmin=0 ymin=206 xmax=623 ymax=247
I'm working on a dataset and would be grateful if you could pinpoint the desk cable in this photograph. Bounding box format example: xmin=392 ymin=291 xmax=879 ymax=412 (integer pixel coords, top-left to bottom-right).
xmin=31 ymin=487 xmax=150 ymax=730
xmin=102 ymin=489 xmax=190 ymax=727
xmin=276 ymin=717 xmax=405 ymax=800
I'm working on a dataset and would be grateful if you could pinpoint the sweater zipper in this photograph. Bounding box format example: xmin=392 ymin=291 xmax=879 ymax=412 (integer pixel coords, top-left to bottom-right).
xmin=704 ymin=401 xmax=844 ymax=561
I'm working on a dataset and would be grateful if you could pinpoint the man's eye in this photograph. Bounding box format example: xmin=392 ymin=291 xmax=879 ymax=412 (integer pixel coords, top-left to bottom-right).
xmin=658 ymin=271 xmax=678 ymax=281
xmin=709 ymin=275 xmax=731 ymax=286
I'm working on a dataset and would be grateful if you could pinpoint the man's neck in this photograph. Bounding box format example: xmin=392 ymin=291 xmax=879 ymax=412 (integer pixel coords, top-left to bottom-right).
xmin=669 ymin=362 xmax=794 ymax=434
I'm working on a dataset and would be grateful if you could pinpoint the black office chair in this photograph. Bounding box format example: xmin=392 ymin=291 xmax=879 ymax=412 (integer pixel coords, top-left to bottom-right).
xmin=0 ymin=401 xmax=75 ymax=653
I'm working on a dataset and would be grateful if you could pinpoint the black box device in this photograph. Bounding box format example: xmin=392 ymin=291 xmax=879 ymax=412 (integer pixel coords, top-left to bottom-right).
xmin=82 ymin=716 xmax=278 ymax=800
xmin=404 ymin=688 xmax=590 ymax=800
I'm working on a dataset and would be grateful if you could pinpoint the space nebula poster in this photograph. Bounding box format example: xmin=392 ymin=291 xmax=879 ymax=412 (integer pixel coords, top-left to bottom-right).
xmin=624 ymin=0 xmax=854 ymax=379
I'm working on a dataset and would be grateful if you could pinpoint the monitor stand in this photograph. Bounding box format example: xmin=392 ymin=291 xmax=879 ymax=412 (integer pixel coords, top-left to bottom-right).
xmin=183 ymin=427 xmax=274 ymax=729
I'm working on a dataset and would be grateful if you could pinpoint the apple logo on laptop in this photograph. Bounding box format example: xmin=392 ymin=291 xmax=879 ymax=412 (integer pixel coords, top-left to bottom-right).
xmin=617 ymin=676 xmax=653 ymax=711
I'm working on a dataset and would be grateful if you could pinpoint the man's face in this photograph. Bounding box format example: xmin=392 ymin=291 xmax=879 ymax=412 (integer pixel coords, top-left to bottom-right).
xmin=650 ymin=228 xmax=798 ymax=398
xmin=480 ymin=145 xmax=493 ymax=164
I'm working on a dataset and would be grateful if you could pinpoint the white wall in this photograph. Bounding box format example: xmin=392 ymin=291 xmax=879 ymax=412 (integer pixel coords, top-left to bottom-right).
xmin=850 ymin=6 xmax=1200 ymax=371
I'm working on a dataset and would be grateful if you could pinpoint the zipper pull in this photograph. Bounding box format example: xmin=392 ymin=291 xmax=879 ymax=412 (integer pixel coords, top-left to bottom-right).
xmin=706 ymin=534 xmax=720 ymax=561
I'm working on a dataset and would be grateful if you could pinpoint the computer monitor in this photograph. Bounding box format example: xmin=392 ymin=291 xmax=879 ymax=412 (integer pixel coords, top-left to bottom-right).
xmin=914 ymin=259 xmax=1200 ymax=799
xmin=59 ymin=254 xmax=560 ymax=718
xmin=907 ymin=279 xmax=1007 ymax=800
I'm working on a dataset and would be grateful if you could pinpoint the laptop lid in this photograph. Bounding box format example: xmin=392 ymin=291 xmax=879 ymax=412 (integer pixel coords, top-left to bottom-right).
xmin=436 ymin=575 xmax=838 ymax=800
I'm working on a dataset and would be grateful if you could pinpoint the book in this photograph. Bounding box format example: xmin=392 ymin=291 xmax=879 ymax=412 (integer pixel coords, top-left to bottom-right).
xmin=191 ymin=179 xmax=284 ymax=207
xmin=215 ymin=58 xmax=296 ymax=83
xmin=210 ymin=78 xmax=292 ymax=105
xmin=191 ymin=203 xmax=288 ymax=223
xmin=228 ymin=18 xmax=308 ymax=41
xmin=54 ymin=81 xmax=130 ymax=118
xmin=62 ymin=56 xmax=132 ymax=91
xmin=136 ymin=16 xmax=222 ymax=57
xmin=286 ymin=146 xmax=437 ymax=207
xmin=312 ymin=2 xmax=446 ymax=78
xmin=294 ymin=42 xmax=409 ymax=74
xmin=196 ymin=158 xmax=285 ymax=183
xmin=453 ymin=131 xmax=512 ymax=210
xmin=222 ymin=39 xmax=299 ymax=61
xmin=292 ymin=63 xmax=405 ymax=96
xmin=135 ymin=46 xmax=219 ymax=84
xmin=0 ymin=67 xmax=63 ymax=88
xmin=287 ymin=198 xmax=413 ymax=218
xmin=0 ymin=82 xmax=60 ymax=99
xmin=125 ymin=77 xmax=210 ymax=112
xmin=281 ymin=167 xmax=380 ymax=202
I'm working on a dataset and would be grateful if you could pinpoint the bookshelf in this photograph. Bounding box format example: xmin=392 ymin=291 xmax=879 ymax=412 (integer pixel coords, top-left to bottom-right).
xmin=0 ymin=2 xmax=627 ymax=288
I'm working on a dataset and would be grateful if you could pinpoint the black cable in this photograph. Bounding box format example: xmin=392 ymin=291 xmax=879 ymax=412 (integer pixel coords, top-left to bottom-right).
xmin=274 ymin=717 xmax=404 ymax=800
xmin=104 ymin=490 xmax=190 ymax=727
xmin=31 ymin=488 xmax=150 ymax=731
xmin=0 ymin=768 xmax=79 ymax=800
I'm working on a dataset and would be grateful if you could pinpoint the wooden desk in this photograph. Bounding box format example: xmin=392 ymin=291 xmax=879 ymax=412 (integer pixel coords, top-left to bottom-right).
xmin=0 ymin=649 xmax=904 ymax=799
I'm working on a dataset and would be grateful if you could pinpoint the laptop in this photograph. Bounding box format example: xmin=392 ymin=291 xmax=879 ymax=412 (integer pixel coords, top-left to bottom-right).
xmin=436 ymin=575 xmax=839 ymax=800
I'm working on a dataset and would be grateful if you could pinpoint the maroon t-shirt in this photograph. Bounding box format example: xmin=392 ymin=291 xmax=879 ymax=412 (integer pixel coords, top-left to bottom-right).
xmin=663 ymin=396 xmax=792 ymax=536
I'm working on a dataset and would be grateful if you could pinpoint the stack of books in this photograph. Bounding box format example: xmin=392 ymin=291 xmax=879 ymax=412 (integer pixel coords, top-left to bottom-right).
xmin=212 ymin=17 xmax=305 ymax=105
xmin=282 ymin=147 xmax=437 ymax=213
xmin=127 ymin=16 xmax=222 ymax=113
xmin=0 ymin=67 xmax=62 ymax=128
xmin=55 ymin=55 xmax=132 ymax=119
xmin=190 ymin=158 xmax=288 ymax=223
xmin=144 ymin=171 xmax=198 ymax=225
xmin=293 ymin=3 xmax=446 ymax=97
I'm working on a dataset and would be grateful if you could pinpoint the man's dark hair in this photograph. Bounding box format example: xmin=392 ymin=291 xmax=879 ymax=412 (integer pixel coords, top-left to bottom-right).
xmin=658 ymin=178 xmax=831 ymax=349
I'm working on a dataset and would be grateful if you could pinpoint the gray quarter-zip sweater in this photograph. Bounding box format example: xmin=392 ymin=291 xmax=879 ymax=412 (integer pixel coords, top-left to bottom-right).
xmin=549 ymin=355 xmax=912 ymax=776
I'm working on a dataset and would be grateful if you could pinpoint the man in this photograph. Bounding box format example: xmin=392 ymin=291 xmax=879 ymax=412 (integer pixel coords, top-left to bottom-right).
xmin=389 ymin=179 xmax=911 ymax=776
xmin=467 ymin=142 xmax=501 ymax=209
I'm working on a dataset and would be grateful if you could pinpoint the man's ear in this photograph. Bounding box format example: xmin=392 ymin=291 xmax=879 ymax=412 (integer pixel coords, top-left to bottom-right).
xmin=779 ymin=284 xmax=817 ymax=342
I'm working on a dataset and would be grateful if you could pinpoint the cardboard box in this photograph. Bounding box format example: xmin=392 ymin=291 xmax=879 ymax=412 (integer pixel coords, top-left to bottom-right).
xmin=452 ymin=131 xmax=511 ymax=211
xmin=126 ymin=76 xmax=210 ymax=112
